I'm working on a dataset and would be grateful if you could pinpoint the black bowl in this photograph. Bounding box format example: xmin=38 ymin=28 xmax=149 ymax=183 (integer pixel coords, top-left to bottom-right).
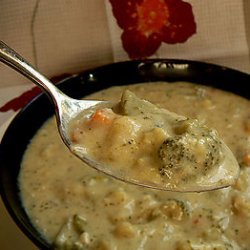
xmin=0 ymin=59 xmax=249 ymax=249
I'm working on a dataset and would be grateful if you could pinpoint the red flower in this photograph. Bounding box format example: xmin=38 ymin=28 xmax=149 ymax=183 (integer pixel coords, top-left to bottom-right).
xmin=109 ymin=0 xmax=196 ymax=59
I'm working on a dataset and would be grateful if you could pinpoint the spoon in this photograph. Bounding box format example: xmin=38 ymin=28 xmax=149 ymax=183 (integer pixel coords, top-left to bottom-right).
xmin=0 ymin=41 xmax=239 ymax=192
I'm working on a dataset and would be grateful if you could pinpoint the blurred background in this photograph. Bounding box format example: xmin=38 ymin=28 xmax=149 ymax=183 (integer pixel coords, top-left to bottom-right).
xmin=0 ymin=0 xmax=250 ymax=249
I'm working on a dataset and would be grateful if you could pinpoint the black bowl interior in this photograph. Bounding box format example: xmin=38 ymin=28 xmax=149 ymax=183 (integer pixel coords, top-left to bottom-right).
xmin=0 ymin=59 xmax=249 ymax=249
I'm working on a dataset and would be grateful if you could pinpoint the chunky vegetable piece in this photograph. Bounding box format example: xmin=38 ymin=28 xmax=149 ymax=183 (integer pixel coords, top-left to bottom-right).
xmin=54 ymin=214 xmax=89 ymax=250
xmin=69 ymin=90 xmax=239 ymax=191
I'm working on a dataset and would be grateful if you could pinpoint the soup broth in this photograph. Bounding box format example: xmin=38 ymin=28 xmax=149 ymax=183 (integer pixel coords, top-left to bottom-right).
xmin=19 ymin=82 xmax=250 ymax=250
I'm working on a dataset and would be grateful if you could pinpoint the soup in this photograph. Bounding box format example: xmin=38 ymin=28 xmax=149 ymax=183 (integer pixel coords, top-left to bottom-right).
xmin=19 ymin=82 xmax=250 ymax=249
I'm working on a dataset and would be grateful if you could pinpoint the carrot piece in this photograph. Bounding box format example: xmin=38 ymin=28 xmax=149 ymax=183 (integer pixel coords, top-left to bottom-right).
xmin=89 ymin=109 xmax=114 ymax=125
xmin=70 ymin=127 xmax=83 ymax=143
xmin=242 ymin=153 xmax=250 ymax=167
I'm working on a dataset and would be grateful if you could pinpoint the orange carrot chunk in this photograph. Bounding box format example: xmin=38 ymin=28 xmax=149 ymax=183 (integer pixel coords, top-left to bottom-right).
xmin=89 ymin=108 xmax=115 ymax=126
xmin=242 ymin=153 xmax=250 ymax=167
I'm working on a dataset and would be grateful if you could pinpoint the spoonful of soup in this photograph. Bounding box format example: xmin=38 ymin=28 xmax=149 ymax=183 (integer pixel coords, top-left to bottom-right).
xmin=0 ymin=41 xmax=239 ymax=192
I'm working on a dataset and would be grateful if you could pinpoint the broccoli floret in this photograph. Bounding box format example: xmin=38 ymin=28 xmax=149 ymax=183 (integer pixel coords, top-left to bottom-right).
xmin=158 ymin=119 xmax=223 ymax=181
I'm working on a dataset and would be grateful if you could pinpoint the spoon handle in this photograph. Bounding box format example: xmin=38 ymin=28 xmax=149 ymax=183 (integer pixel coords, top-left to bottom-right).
xmin=0 ymin=40 xmax=64 ymax=109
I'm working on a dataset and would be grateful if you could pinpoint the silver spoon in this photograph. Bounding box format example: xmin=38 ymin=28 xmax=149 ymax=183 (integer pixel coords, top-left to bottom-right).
xmin=0 ymin=41 xmax=239 ymax=192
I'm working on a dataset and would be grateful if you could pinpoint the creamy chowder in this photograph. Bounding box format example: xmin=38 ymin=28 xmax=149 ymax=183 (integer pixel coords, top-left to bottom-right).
xmin=68 ymin=89 xmax=239 ymax=192
xmin=19 ymin=82 xmax=250 ymax=250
